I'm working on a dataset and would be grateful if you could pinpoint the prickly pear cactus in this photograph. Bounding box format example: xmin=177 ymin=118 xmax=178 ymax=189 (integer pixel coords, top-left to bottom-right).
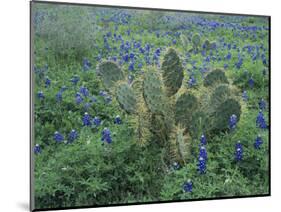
xmin=210 ymin=84 xmax=232 ymax=106
xmin=203 ymin=69 xmax=229 ymax=87
xmin=212 ymin=98 xmax=241 ymax=131
xmin=169 ymin=125 xmax=191 ymax=164
xmin=116 ymin=82 xmax=137 ymax=114
xmin=175 ymin=93 xmax=198 ymax=128
xmin=97 ymin=61 xmax=124 ymax=90
xmin=180 ymin=34 xmax=189 ymax=49
xmin=192 ymin=33 xmax=201 ymax=49
xmin=161 ymin=48 xmax=184 ymax=97
xmin=143 ymin=70 xmax=166 ymax=114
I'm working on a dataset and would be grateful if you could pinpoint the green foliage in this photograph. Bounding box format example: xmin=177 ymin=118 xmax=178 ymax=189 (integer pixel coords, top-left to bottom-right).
xmin=161 ymin=48 xmax=184 ymax=97
xmin=203 ymin=69 xmax=229 ymax=87
xmin=33 ymin=4 xmax=97 ymax=61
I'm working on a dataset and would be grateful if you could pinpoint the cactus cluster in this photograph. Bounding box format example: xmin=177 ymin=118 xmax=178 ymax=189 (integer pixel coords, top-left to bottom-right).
xmin=97 ymin=48 xmax=241 ymax=165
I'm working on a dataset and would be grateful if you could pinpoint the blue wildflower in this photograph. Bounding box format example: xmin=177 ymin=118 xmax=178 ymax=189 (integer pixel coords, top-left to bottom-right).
xmin=80 ymin=86 xmax=89 ymax=97
xmin=37 ymin=91 xmax=44 ymax=100
xmin=229 ymin=114 xmax=238 ymax=130
xmin=54 ymin=131 xmax=64 ymax=143
xmin=56 ymin=91 xmax=62 ymax=102
xmin=93 ymin=116 xmax=101 ymax=126
xmin=75 ymin=93 xmax=83 ymax=104
xmin=254 ymin=135 xmax=263 ymax=149
xmin=197 ymin=156 xmax=206 ymax=174
xmin=70 ymin=76 xmax=80 ymax=85
xmin=82 ymin=112 xmax=91 ymax=126
xmin=225 ymin=52 xmax=232 ymax=60
xmin=188 ymin=75 xmax=196 ymax=87
xmin=259 ymin=98 xmax=266 ymax=110
xmin=114 ymin=115 xmax=122 ymax=125
xmin=183 ymin=180 xmax=193 ymax=192
xmin=200 ymin=134 xmax=207 ymax=145
xmin=242 ymin=90 xmax=248 ymax=101
xmin=34 ymin=144 xmax=41 ymax=154
xmin=68 ymin=129 xmax=78 ymax=143
xmin=248 ymin=77 xmax=254 ymax=88
xmin=235 ymin=141 xmax=243 ymax=161
xmin=172 ymin=162 xmax=180 ymax=170
xmin=101 ymin=127 xmax=112 ymax=144
xmin=45 ymin=78 xmax=51 ymax=88
xmin=172 ymin=39 xmax=177 ymax=44
xmin=129 ymin=62 xmax=134 ymax=71
xmin=256 ymin=110 xmax=267 ymax=129
xmin=199 ymin=146 xmax=208 ymax=161
xmin=83 ymin=58 xmax=91 ymax=71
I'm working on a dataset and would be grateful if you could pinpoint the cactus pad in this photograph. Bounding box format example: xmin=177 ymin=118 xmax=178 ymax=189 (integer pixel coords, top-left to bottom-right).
xmin=116 ymin=82 xmax=137 ymax=114
xmin=203 ymin=69 xmax=229 ymax=87
xmin=161 ymin=48 xmax=184 ymax=97
xmin=212 ymin=98 xmax=241 ymax=131
xmin=175 ymin=93 xmax=198 ymax=128
xmin=97 ymin=61 xmax=124 ymax=90
xmin=192 ymin=33 xmax=201 ymax=49
xmin=210 ymin=84 xmax=232 ymax=106
xmin=143 ymin=70 xmax=166 ymax=114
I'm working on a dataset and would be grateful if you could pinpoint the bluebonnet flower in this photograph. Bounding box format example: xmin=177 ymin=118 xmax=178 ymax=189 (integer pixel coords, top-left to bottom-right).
xmin=225 ymin=52 xmax=232 ymax=60
xmin=99 ymin=90 xmax=107 ymax=97
xmin=80 ymin=86 xmax=89 ymax=97
xmin=70 ymin=76 xmax=80 ymax=85
xmin=261 ymin=54 xmax=267 ymax=65
xmin=172 ymin=39 xmax=177 ymax=45
xmin=75 ymin=93 xmax=83 ymax=104
xmin=235 ymin=57 xmax=243 ymax=69
xmin=248 ymin=77 xmax=254 ymax=88
xmin=93 ymin=116 xmax=101 ymax=126
xmin=45 ymin=77 xmax=51 ymax=88
xmin=172 ymin=162 xmax=180 ymax=170
xmin=200 ymin=134 xmax=207 ymax=145
xmin=34 ymin=144 xmax=41 ymax=154
xmin=254 ymin=135 xmax=263 ymax=149
xmin=242 ymin=90 xmax=248 ymax=101
xmin=188 ymin=75 xmax=196 ymax=87
xmin=235 ymin=141 xmax=243 ymax=161
xmin=224 ymin=64 xmax=229 ymax=69
xmin=129 ymin=52 xmax=135 ymax=60
xmin=82 ymin=112 xmax=91 ymax=126
xmin=199 ymin=146 xmax=208 ymax=161
xmin=104 ymin=95 xmax=112 ymax=104
xmin=83 ymin=58 xmax=91 ymax=71
xmin=56 ymin=91 xmax=62 ymax=102
xmin=197 ymin=156 xmax=206 ymax=174
xmin=259 ymin=98 xmax=266 ymax=110
xmin=122 ymin=53 xmax=129 ymax=62
xmin=37 ymin=91 xmax=44 ymax=100
xmin=129 ymin=62 xmax=134 ymax=71
xmin=138 ymin=63 xmax=143 ymax=69
xmin=229 ymin=114 xmax=238 ymax=130
xmin=68 ymin=129 xmax=78 ymax=143
xmin=114 ymin=115 xmax=122 ymax=125
xmin=256 ymin=110 xmax=267 ymax=129
xmin=183 ymin=180 xmax=193 ymax=192
xmin=54 ymin=131 xmax=64 ymax=143
xmin=101 ymin=128 xmax=112 ymax=144
xmin=60 ymin=86 xmax=67 ymax=92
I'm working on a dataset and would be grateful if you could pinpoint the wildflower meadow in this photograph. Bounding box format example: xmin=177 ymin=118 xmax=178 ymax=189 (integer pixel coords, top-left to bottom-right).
xmin=31 ymin=2 xmax=270 ymax=210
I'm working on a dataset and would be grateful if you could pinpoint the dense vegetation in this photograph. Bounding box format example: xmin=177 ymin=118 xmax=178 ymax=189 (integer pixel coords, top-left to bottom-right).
xmin=32 ymin=3 xmax=269 ymax=209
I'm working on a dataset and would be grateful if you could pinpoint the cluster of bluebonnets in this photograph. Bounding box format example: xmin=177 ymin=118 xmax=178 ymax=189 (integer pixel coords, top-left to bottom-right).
xmin=33 ymin=4 xmax=269 ymax=206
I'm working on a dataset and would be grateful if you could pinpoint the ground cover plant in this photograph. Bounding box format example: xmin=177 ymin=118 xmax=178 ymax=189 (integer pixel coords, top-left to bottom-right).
xmin=32 ymin=2 xmax=270 ymax=210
